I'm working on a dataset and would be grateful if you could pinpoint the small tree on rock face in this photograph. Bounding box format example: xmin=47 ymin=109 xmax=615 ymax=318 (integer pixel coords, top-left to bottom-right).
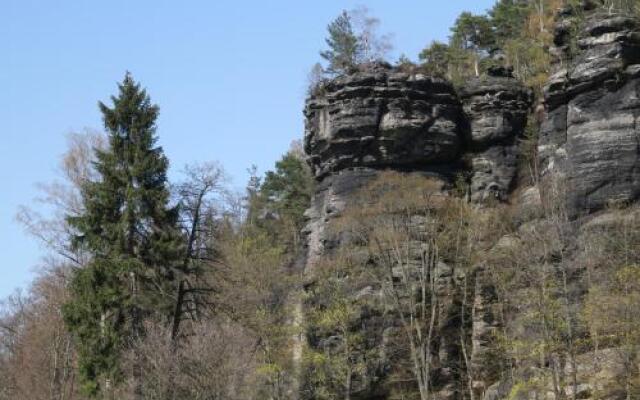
xmin=304 ymin=254 xmax=368 ymax=400
xmin=307 ymin=63 xmax=326 ymax=96
xmin=319 ymin=8 xmax=393 ymax=76
xmin=349 ymin=5 xmax=393 ymax=64
xmin=63 ymin=73 xmax=183 ymax=396
xmin=320 ymin=11 xmax=361 ymax=75
xmin=489 ymin=0 xmax=532 ymax=47
xmin=602 ymin=0 xmax=640 ymax=15
xmin=311 ymin=172 xmax=485 ymax=400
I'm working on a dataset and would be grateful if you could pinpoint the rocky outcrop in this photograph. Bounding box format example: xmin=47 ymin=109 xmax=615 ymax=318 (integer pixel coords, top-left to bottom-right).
xmin=460 ymin=67 xmax=532 ymax=202
xmin=299 ymin=5 xmax=640 ymax=399
xmin=302 ymin=66 xmax=464 ymax=399
xmin=540 ymin=7 xmax=640 ymax=215
xmin=303 ymin=64 xmax=532 ymax=204
xmin=304 ymin=64 xmax=463 ymax=181
xmin=300 ymin=64 xmax=531 ymax=400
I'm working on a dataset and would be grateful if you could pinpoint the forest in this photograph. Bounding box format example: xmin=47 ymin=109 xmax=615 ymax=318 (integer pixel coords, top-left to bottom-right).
xmin=2 ymin=1 xmax=640 ymax=399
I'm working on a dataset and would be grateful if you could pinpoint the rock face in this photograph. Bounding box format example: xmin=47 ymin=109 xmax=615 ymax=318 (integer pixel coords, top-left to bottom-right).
xmin=300 ymin=6 xmax=640 ymax=398
xmin=460 ymin=67 xmax=532 ymax=202
xmin=302 ymin=66 xmax=464 ymax=399
xmin=300 ymin=64 xmax=531 ymax=400
xmin=304 ymin=63 xmax=532 ymax=204
xmin=304 ymin=64 xmax=463 ymax=181
xmin=540 ymin=8 xmax=640 ymax=215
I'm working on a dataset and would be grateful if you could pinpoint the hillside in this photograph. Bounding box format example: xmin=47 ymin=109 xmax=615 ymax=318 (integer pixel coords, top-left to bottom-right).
xmin=2 ymin=1 xmax=640 ymax=400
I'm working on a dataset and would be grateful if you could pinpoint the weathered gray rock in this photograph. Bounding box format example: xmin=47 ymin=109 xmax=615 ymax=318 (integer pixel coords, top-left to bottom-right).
xmin=303 ymin=64 xmax=467 ymax=399
xmin=301 ymin=61 xmax=534 ymax=399
xmin=470 ymin=263 xmax=502 ymax=397
xmin=540 ymin=10 xmax=640 ymax=215
xmin=304 ymin=64 xmax=463 ymax=181
xmin=484 ymin=347 xmax=638 ymax=400
xmin=299 ymin=8 xmax=640 ymax=398
xmin=460 ymin=68 xmax=532 ymax=203
xmin=301 ymin=167 xmax=381 ymax=267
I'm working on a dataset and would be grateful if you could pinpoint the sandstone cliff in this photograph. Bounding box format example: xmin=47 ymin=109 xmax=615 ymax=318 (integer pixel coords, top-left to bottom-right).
xmin=299 ymin=6 xmax=640 ymax=400
xmin=541 ymin=4 xmax=640 ymax=215
xmin=301 ymin=65 xmax=531 ymax=399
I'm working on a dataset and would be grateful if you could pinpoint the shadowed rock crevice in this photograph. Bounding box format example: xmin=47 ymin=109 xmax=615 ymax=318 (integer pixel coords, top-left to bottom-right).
xmin=460 ymin=67 xmax=532 ymax=202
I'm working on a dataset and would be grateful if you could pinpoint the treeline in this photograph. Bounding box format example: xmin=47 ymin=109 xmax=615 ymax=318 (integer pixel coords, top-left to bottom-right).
xmin=0 ymin=74 xmax=313 ymax=399
xmin=314 ymin=0 xmax=640 ymax=92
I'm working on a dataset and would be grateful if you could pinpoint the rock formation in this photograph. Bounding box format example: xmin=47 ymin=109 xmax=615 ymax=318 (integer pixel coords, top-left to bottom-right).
xmin=460 ymin=66 xmax=532 ymax=202
xmin=472 ymin=4 xmax=640 ymax=399
xmin=302 ymin=66 xmax=464 ymax=399
xmin=304 ymin=64 xmax=463 ymax=181
xmin=540 ymin=4 xmax=640 ymax=215
xmin=300 ymin=5 xmax=640 ymax=397
xmin=301 ymin=64 xmax=531 ymax=399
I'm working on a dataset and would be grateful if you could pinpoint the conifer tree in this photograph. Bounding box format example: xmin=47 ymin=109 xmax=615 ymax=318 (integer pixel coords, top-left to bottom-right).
xmin=450 ymin=12 xmax=495 ymax=77
xmin=259 ymin=151 xmax=313 ymax=249
xmin=419 ymin=41 xmax=451 ymax=77
xmin=63 ymin=73 xmax=183 ymax=396
xmin=489 ymin=0 xmax=531 ymax=47
xmin=261 ymin=152 xmax=312 ymax=231
xmin=320 ymin=10 xmax=361 ymax=74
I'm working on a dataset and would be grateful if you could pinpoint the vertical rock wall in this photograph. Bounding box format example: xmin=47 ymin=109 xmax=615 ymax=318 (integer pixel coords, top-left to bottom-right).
xmin=299 ymin=4 xmax=640 ymax=398
xmin=540 ymin=6 xmax=640 ymax=215
xmin=460 ymin=67 xmax=532 ymax=203
xmin=301 ymin=63 xmax=531 ymax=399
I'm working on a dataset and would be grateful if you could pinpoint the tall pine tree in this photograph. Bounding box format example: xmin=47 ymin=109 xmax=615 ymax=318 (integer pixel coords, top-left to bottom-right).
xmin=63 ymin=73 xmax=183 ymax=396
xmin=320 ymin=10 xmax=361 ymax=74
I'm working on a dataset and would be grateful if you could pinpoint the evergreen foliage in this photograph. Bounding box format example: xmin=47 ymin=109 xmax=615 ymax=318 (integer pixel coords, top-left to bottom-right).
xmin=417 ymin=0 xmax=561 ymax=89
xmin=418 ymin=41 xmax=451 ymax=77
xmin=319 ymin=8 xmax=393 ymax=76
xmin=489 ymin=0 xmax=531 ymax=47
xmin=7 ymin=2 xmax=640 ymax=399
xmin=63 ymin=73 xmax=183 ymax=395
xmin=260 ymin=152 xmax=313 ymax=236
xmin=450 ymin=12 xmax=495 ymax=53
xmin=320 ymin=11 xmax=361 ymax=75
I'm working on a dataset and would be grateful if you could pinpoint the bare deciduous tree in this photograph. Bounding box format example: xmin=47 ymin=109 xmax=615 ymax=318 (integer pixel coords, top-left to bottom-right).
xmin=16 ymin=130 xmax=104 ymax=266
xmin=122 ymin=318 xmax=257 ymax=400
xmin=171 ymin=161 xmax=228 ymax=341
xmin=0 ymin=264 xmax=79 ymax=400
xmin=349 ymin=6 xmax=394 ymax=63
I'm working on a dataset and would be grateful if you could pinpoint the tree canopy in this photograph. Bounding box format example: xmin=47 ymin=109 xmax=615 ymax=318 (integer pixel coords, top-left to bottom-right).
xmin=63 ymin=73 xmax=183 ymax=396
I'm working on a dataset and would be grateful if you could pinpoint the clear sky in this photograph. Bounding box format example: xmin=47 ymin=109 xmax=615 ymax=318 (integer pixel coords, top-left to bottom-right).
xmin=1 ymin=0 xmax=496 ymax=298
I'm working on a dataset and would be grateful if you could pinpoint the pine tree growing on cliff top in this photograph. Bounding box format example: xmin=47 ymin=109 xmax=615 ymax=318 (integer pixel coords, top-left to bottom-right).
xmin=450 ymin=12 xmax=495 ymax=77
xmin=63 ymin=73 xmax=183 ymax=396
xmin=489 ymin=0 xmax=531 ymax=47
xmin=320 ymin=10 xmax=361 ymax=74
xmin=419 ymin=41 xmax=451 ymax=77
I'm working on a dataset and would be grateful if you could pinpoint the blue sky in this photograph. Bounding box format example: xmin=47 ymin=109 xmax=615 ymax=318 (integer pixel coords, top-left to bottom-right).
xmin=0 ymin=0 xmax=495 ymax=297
